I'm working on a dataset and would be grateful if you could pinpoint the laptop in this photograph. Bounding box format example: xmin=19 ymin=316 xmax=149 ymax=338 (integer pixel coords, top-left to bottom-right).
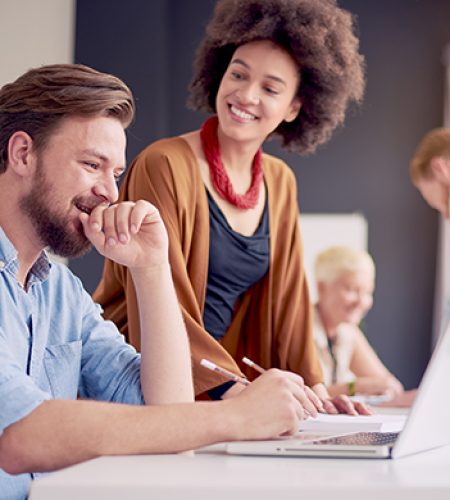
xmin=227 ymin=324 xmax=450 ymax=459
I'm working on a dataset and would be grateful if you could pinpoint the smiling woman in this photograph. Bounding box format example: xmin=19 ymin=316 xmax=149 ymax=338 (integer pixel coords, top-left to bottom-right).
xmin=94 ymin=0 xmax=368 ymax=414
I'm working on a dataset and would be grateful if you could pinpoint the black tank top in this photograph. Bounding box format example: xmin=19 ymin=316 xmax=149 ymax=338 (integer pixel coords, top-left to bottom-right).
xmin=203 ymin=189 xmax=270 ymax=341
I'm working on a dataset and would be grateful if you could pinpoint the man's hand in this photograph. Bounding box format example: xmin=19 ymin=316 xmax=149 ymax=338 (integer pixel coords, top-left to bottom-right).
xmin=221 ymin=369 xmax=324 ymax=415
xmin=223 ymin=369 xmax=323 ymax=441
xmin=80 ymin=200 xmax=168 ymax=270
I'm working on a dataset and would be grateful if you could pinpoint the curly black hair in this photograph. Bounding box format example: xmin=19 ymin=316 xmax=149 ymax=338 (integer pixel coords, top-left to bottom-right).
xmin=188 ymin=0 xmax=365 ymax=154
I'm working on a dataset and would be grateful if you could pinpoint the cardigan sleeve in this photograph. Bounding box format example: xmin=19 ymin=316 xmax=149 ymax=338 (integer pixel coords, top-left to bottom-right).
xmin=263 ymin=163 xmax=324 ymax=387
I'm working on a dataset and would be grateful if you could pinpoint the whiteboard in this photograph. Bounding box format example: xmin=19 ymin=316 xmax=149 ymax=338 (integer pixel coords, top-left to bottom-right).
xmin=299 ymin=213 xmax=368 ymax=302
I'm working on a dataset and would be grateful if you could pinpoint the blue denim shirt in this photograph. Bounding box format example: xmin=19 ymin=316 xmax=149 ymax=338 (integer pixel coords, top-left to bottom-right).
xmin=0 ymin=228 xmax=144 ymax=500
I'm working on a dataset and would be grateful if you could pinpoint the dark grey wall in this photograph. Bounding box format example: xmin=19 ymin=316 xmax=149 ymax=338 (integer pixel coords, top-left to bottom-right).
xmin=74 ymin=0 xmax=450 ymax=389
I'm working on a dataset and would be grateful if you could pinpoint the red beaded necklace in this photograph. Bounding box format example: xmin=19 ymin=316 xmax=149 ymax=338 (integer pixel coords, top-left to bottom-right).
xmin=200 ymin=116 xmax=263 ymax=209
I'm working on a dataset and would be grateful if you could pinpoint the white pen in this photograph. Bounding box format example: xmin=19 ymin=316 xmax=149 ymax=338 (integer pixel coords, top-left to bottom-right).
xmin=242 ymin=356 xmax=266 ymax=374
xmin=200 ymin=358 xmax=250 ymax=386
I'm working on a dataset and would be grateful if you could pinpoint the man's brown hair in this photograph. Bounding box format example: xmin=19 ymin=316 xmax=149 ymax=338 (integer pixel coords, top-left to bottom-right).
xmin=0 ymin=64 xmax=135 ymax=173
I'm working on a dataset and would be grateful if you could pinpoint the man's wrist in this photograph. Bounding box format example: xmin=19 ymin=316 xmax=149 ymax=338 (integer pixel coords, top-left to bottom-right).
xmin=129 ymin=261 xmax=170 ymax=278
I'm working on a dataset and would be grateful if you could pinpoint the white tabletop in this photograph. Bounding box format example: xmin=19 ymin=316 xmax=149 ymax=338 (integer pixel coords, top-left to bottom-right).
xmin=29 ymin=443 xmax=450 ymax=500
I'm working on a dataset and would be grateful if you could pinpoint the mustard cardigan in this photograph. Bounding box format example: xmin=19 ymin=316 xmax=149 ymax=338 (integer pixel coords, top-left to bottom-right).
xmin=93 ymin=136 xmax=323 ymax=395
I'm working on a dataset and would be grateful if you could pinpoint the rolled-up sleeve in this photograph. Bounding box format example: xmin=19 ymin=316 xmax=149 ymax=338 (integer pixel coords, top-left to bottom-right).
xmin=78 ymin=287 xmax=144 ymax=405
xmin=0 ymin=333 xmax=51 ymax=433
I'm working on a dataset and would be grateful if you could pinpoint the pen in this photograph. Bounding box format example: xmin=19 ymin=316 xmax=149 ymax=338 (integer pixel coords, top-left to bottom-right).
xmin=242 ymin=356 xmax=266 ymax=374
xmin=200 ymin=358 xmax=250 ymax=386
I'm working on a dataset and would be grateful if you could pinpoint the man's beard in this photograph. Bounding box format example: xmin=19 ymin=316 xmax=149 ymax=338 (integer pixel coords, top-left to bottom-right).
xmin=19 ymin=165 xmax=92 ymax=259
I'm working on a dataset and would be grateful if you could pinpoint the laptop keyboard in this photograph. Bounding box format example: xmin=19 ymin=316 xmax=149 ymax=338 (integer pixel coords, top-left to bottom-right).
xmin=313 ymin=432 xmax=399 ymax=446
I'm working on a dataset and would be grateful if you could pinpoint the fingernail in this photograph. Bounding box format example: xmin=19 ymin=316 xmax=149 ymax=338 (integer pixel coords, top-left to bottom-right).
xmin=119 ymin=233 xmax=128 ymax=243
xmin=131 ymin=224 xmax=138 ymax=233
xmin=107 ymin=237 xmax=116 ymax=247
xmin=92 ymin=222 xmax=101 ymax=231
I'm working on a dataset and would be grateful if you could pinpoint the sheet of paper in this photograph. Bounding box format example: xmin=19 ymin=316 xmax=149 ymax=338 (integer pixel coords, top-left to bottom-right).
xmin=298 ymin=413 xmax=407 ymax=433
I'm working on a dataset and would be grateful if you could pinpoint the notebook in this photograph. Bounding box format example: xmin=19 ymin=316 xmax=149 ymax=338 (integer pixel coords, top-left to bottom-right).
xmin=298 ymin=412 xmax=406 ymax=434
xmin=227 ymin=323 xmax=450 ymax=459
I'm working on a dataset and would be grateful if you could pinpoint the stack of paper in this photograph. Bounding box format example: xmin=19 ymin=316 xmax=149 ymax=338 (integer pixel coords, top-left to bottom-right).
xmin=299 ymin=413 xmax=407 ymax=433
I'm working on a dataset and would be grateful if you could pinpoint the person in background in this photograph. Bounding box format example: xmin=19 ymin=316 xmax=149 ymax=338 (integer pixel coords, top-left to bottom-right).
xmin=410 ymin=127 xmax=450 ymax=359
xmin=410 ymin=127 xmax=450 ymax=219
xmin=94 ymin=0 xmax=370 ymax=414
xmin=313 ymin=246 xmax=404 ymax=400
xmin=0 ymin=64 xmax=321 ymax=500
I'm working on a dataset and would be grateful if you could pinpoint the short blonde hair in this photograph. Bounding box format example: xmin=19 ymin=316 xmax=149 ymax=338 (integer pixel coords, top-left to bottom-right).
xmin=410 ymin=128 xmax=450 ymax=184
xmin=314 ymin=246 xmax=375 ymax=285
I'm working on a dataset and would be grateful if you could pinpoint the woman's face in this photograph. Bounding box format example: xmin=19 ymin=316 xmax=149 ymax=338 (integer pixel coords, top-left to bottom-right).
xmin=318 ymin=269 xmax=374 ymax=327
xmin=215 ymin=39 xmax=301 ymax=148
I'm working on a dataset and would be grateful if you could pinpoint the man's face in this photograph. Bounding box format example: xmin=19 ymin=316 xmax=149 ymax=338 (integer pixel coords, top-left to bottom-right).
xmin=415 ymin=157 xmax=450 ymax=219
xmin=20 ymin=115 xmax=127 ymax=258
xmin=415 ymin=175 xmax=450 ymax=219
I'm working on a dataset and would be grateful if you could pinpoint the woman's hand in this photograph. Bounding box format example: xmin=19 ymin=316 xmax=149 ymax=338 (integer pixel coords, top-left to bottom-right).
xmin=312 ymin=383 xmax=372 ymax=415
xmin=355 ymin=375 xmax=404 ymax=398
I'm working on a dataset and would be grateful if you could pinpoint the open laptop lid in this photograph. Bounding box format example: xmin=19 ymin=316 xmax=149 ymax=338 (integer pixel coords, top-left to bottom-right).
xmin=227 ymin=324 xmax=450 ymax=459
xmin=391 ymin=323 xmax=450 ymax=458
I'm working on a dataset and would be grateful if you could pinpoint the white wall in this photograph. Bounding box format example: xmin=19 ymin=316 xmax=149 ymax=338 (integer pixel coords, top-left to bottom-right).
xmin=300 ymin=213 xmax=368 ymax=303
xmin=0 ymin=0 xmax=75 ymax=86
xmin=0 ymin=0 xmax=75 ymax=264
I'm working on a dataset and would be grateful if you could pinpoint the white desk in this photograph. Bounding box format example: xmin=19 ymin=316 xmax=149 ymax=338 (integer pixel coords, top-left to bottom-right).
xmin=29 ymin=443 xmax=450 ymax=500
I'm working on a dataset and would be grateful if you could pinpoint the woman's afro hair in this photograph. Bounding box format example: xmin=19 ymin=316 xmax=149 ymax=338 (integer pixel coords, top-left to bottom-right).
xmin=188 ymin=0 xmax=365 ymax=154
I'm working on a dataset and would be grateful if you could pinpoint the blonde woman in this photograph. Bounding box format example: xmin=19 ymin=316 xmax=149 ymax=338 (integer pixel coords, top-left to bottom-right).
xmin=313 ymin=246 xmax=404 ymax=400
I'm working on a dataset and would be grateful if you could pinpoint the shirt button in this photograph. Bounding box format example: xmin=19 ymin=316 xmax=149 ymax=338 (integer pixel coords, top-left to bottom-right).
xmin=0 ymin=260 xmax=5 ymax=271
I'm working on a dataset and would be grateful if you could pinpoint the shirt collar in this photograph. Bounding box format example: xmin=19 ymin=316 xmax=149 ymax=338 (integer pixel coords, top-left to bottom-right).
xmin=0 ymin=226 xmax=52 ymax=283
